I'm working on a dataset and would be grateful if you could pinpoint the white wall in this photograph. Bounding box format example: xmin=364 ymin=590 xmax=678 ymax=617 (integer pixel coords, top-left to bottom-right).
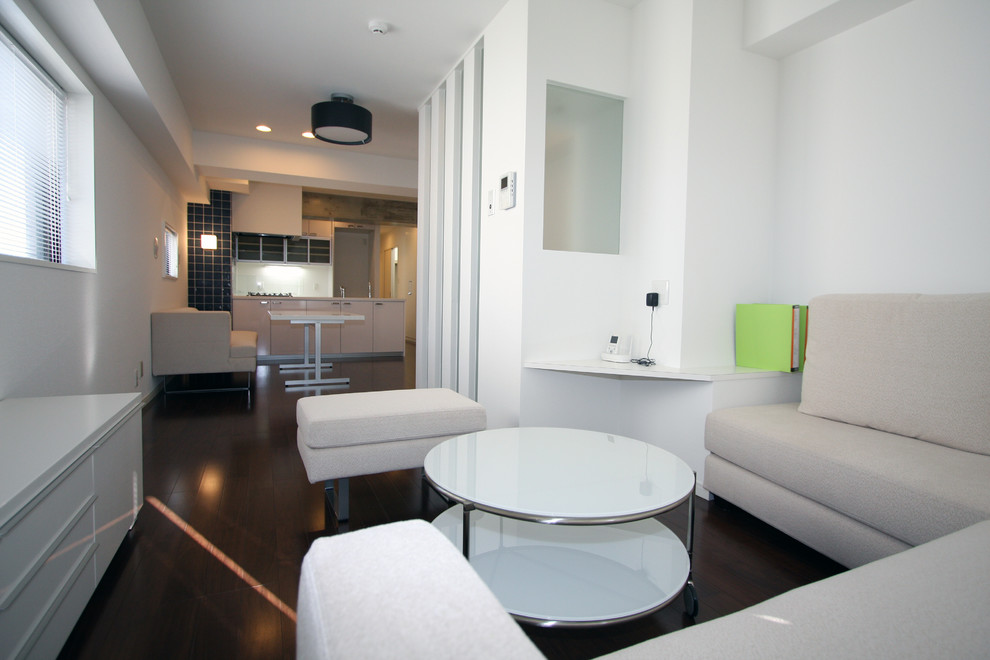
xmin=680 ymin=0 xmax=778 ymax=367
xmin=0 ymin=7 xmax=187 ymax=399
xmin=619 ymin=0 xmax=694 ymax=368
xmin=476 ymin=0 xmax=529 ymax=428
xmin=521 ymin=0 xmax=632 ymax=361
xmin=478 ymin=0 xmax=990 ymax=453
xmin=772 ymin=0 xmax=990 ymax=301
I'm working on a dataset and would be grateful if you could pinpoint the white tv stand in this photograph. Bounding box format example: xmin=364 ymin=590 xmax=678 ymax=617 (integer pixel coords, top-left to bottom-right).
xmin=0 ymin=393 xmax=143 ymax=658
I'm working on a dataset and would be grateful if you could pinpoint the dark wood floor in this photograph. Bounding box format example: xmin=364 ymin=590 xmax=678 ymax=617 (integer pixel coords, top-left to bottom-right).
xmin=59 ymin=350 xmax=844 ymax=659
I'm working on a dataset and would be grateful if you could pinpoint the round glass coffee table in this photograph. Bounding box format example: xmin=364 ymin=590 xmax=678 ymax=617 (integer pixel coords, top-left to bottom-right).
xmin=423 ymin=427 xmax=698 ymax=627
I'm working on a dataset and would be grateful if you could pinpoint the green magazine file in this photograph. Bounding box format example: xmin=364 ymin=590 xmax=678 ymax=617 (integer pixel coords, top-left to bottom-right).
xmin=735 ymin=304 xmax=808 ymax=372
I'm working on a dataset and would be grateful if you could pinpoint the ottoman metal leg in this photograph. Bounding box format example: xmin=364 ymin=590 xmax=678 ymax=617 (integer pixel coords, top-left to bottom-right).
xmin=325 ymin=478 xmax=350 ymax=523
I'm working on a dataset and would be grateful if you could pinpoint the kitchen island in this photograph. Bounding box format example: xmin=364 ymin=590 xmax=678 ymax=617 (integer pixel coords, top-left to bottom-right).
xmin=232 ymin=296 xmax=405 ymax=360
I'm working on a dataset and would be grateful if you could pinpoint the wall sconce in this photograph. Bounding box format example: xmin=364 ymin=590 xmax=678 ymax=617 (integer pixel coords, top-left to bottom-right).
xmin=200 ymin=234 xmax=218 ymax=250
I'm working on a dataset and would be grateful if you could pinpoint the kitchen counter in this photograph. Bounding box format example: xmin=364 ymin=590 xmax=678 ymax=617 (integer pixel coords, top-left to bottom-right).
xmin=233 ymin=295 xmax=398 ymax=302
xmin=232 ymin=297 xmax=405 ymax=358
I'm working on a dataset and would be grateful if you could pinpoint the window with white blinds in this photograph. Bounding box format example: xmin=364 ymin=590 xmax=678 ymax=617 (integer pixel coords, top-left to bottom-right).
xmin=0 ymin=26 xmax=69 ymax=265
xmin=163 ymin=224 xmax=178 ymax=279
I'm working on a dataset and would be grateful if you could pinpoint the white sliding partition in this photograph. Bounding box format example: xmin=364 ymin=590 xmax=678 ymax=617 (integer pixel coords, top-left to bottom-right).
xmin=417 ymin=43 xmax=483 ymax=398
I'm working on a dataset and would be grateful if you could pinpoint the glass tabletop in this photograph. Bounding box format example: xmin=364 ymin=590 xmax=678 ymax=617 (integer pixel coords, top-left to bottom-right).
xmin=423 ymin=427 xmax=695 ymax=524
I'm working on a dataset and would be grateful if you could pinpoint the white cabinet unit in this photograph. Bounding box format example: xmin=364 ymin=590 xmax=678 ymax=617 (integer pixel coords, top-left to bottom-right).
xmin=339 ymin=301 xmax=374 ymax=353
xmin=268 ymin=300 xmax=308 ymax=356
xmin=307 ymin=300 xmax=342 ymax=355
xmin=232 ymin=299 xmax=273 ymax=355
xmin=373 ymin=301 xmax=405 ymax=353
xmin=233 ymin=297 xmax=404 ymax=359
xmin=0 ymin=394 xmax=142 ymax=660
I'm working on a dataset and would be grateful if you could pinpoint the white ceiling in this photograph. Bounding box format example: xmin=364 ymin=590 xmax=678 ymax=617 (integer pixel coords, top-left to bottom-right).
xmin=139 ymin=0 xmax=512 ymax=161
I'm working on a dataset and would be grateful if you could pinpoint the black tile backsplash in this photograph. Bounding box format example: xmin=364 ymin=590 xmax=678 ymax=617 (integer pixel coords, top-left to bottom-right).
xmin=187 ymin=189 xmax=231 ymax=312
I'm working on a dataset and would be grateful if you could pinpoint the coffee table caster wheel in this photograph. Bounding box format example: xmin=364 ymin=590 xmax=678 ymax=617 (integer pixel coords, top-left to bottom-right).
xmin=683 ymin=582 xmax=698 ymax=618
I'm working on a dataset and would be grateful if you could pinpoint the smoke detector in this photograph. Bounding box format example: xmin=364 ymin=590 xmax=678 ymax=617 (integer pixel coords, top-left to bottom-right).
xmin=368 ymin=20 xmax=389 ymax=35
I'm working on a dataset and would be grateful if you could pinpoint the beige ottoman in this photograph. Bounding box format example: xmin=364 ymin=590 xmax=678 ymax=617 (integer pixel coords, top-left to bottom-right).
xmin=296 ymin=388 xmax=486 ymax=521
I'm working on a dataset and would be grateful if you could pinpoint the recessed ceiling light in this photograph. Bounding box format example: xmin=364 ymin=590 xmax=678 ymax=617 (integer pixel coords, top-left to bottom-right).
xmin=256 ymin=125 xmax=272 ymax=133
xmin=302 ymin=131 xmax=315 ymax=139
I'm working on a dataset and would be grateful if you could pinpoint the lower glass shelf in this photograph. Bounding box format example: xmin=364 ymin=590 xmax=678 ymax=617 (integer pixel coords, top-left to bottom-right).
xmin=432 ymin=504 xmax=689 ymax=627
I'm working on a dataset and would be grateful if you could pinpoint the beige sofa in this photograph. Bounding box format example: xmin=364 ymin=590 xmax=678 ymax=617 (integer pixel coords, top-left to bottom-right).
xmin=296 ymin=518 xmax=990 ymax=659
xmin=705 ymin=293 xmax=990 ymax=568
xmin=151 ymin=308 xmax=258 ymax=391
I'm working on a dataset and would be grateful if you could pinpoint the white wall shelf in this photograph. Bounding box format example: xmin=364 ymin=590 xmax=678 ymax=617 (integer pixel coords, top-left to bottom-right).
xmin=524 ymin=359 xmax=790 ymax=382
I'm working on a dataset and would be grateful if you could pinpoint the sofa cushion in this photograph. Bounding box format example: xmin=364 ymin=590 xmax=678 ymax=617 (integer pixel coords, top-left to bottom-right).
xmin=297 ymin=388 xmax=486 ymax=449
xmin=705 ymin=403 xmax=990 ymax=547
xmin=798 ymin=293 xmax=990 ymax=456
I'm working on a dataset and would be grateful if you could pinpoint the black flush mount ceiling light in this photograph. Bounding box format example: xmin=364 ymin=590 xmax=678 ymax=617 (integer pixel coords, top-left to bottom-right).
xmin=311 ymin=94 xmax=372 ymax=145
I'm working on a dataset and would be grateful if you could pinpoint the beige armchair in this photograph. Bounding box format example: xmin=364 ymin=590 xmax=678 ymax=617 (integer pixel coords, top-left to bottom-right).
xmin=151 ymin=307 xmax=257 ymax=397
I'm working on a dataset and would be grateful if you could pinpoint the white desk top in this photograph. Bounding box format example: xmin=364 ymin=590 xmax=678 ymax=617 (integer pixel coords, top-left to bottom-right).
xmin=268 ymin=311 xmax=364 ymax=323
xmin=524 ymin=358 xmax=791 ymax=382
xmin=0 ymin=393 xmax=142 ymax=525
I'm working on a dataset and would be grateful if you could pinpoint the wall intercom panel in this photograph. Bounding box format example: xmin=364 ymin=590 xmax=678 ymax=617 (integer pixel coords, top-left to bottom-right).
xmin=499 ymin=172 xmax=516 ymax=210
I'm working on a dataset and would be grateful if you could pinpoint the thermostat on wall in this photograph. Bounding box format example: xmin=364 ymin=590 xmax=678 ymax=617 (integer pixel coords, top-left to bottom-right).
xmin=499 ymin=171 xmax=516 ymax=210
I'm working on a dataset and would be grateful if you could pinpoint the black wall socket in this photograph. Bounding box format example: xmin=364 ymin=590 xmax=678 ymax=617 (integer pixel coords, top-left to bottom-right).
xmin=646 ymin=292 xmax=659 ymax=307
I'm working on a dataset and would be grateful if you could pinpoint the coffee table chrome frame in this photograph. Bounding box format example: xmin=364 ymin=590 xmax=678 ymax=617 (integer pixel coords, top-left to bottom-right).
xmin=424 ymin=470 xmax=699 ymax=627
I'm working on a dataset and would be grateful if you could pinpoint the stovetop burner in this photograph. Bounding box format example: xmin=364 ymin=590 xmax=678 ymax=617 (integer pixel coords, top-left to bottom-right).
xmin=246 ymin=292 xmax=293 ymax=297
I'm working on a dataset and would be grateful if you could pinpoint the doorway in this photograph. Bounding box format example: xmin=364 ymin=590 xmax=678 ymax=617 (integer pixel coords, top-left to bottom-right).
xmin=333 ymin=228 xmax=374 ymax=298
xmin=380 ymin=246 xmax=398 ymax=298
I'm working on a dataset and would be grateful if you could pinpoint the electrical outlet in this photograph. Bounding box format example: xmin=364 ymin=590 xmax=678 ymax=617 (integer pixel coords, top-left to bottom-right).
xmin=652 ymin=280 xmax=670 ymax=306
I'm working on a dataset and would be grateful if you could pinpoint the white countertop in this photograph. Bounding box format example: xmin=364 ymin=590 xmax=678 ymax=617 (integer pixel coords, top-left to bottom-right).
xmin=234 ymin=296 xmax=402 ymax=302
xmin=268 ymin=311 xmax=365 ymax=322
xmin=524 ymin=358 xmax=791 ymax=382
xmin=0 ymin=393 xmax=142 ymax=525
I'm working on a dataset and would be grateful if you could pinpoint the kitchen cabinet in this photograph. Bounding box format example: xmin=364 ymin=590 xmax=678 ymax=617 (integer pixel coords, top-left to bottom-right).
xmin=268 ymin=300 xmax=307 ymax=356
xmin=373 ymin=300 xmax=405 ymax=353
xmin=307 ymin=238 xmax=331 ymax=264
xmin=232 ymin=299 xmax=272 ymax=355
xmin=233 ymin=297 xmax=404 ymax=359
xmin=307 ymin=300 xmax=342 ymax=355
xmin=339 ymin=300 xmax=374 ymax=353
xmin=235 ymin=233 xmax=330 ymax=265
xmin=235 ymin=233 xmax=285 ymax=262
xmin=286 ymin=237 xmax=331 ymax=264
xmin=0 ymin=394 xmax=142 ymax=660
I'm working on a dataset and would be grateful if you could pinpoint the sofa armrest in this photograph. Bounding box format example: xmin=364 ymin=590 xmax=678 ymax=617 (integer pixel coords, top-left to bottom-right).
xmin=296 ymin=519 xmax=543 ymax=660
xmin=603 ymin=520 xmax=990 ymax=659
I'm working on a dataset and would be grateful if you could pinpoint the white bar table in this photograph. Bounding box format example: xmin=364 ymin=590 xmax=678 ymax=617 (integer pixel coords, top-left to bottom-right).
xmin=268 ymin=311 xmax=364 ymax=389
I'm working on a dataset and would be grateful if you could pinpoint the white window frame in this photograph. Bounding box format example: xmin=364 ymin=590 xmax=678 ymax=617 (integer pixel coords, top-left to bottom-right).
xmin=162 ymin=223 xmax=178 ymax=279
xmin=0 ymin=8 xmax=95 ymax=273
